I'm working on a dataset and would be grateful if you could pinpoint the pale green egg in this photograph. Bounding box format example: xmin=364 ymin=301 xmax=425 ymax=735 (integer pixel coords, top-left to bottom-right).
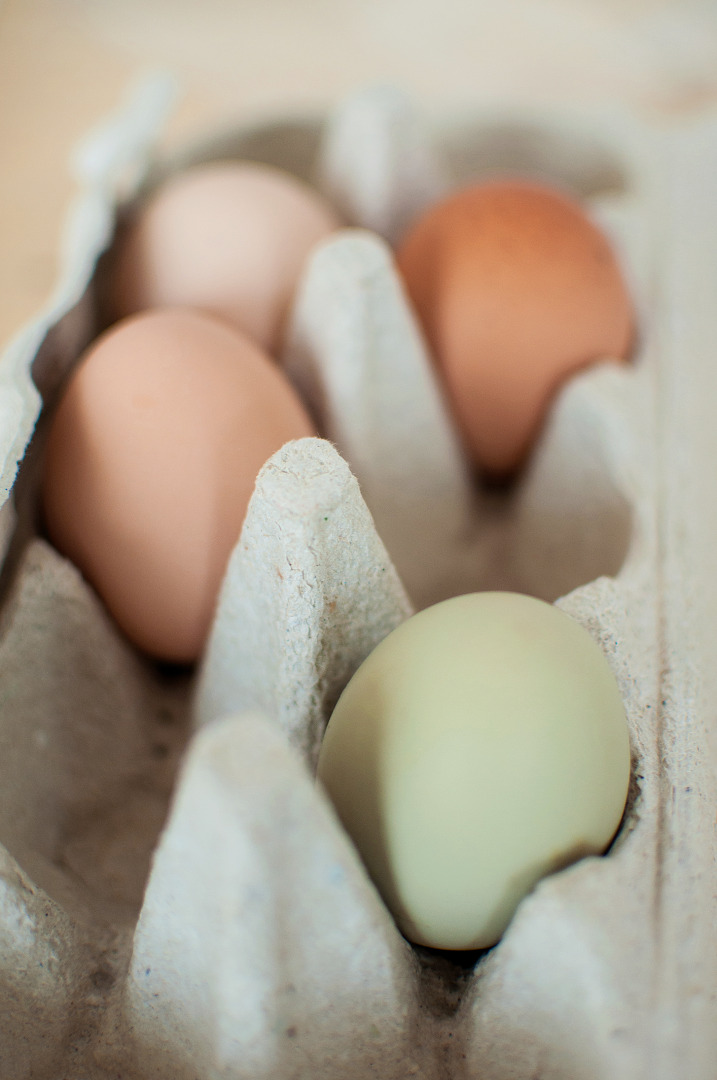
xmin=317 ymin=592 xmax=631 ymax=950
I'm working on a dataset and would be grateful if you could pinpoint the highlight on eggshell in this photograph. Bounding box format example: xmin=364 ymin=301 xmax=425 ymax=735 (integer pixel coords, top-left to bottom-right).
xmin=317 ymin=591 xmax=631 ymax=951
xmin=41 ymin=308 xmax=316 ymax=663
xmin=108 ymin=160 xmax=341 ymax=354
xmin=395 ymin=180 xmax=635 ymax=479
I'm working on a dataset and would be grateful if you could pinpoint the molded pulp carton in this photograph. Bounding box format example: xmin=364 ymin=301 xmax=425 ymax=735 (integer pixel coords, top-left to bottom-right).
xmin=0 ymin=80 xmax=715 ymax=1079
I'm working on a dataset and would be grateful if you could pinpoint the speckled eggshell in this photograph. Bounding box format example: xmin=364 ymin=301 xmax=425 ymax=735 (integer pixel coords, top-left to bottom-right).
xmin=395 ymin=181 xmax=635 ymax=478
xmin=41 ymin=308 xmax=316 ymax=663
xmin=317 ymin=592 xmax=631 ymax=951
xmin=109 ymin=161 xmax=341 ymax=354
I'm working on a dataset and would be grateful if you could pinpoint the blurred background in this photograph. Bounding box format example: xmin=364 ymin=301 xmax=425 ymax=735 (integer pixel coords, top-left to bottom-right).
xmin=3 ymin=0 xmax=717 ymax=347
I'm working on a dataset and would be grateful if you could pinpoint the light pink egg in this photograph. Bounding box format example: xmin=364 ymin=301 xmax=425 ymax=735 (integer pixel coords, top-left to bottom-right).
xmin=109 ymin=161 xmax=340 ymax=354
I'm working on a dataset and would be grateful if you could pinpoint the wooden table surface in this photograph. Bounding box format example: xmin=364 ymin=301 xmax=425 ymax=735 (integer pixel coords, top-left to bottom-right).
xmin=2 ymin=0 xmax=717 ymax=350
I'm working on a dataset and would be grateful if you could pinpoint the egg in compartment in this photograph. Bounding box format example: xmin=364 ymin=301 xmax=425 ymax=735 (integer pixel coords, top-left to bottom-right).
xmin=317 ymin=592 xmax=631 ymax=951
xmin=395 ymin=179 xmax=636 ymax=479
xmin=41 ymin=308 xmax=316 ymax=663
xmin=108 ymin=161 xmax=341 ymax=354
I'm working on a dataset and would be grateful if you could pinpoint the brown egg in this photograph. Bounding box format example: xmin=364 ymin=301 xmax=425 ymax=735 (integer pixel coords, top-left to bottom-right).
xmin=42 ymin=309 xmax=316 ymax=663
xmin=396 ymin=181 xmax=635 ymax=477
xmin=109 ymin=161 xmax=341 ymax=354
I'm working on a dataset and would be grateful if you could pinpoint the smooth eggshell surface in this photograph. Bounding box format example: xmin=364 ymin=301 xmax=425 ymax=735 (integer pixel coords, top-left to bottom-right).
xmin=41 ymin=309 xmax=316 ymax=663
xmin=109 ymin=161 xmax=341 ymax=354
xmin=396 ymin=181 xmax=635 ymax=478
xmin=317 ymin=592 xmax=631 ymax=950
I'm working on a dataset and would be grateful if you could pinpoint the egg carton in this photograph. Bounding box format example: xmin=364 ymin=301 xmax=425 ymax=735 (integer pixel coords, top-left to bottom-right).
xmin=0 ymin=77 xmax=715 ymax=1080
